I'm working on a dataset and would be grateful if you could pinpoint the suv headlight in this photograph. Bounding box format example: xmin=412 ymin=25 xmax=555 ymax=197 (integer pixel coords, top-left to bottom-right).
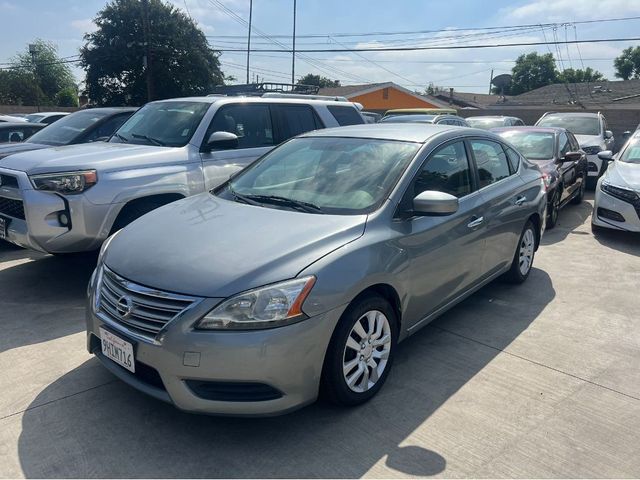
xmin=196 ymin=276 xmax=316 ymax=330
xmin=601 ymin=182 xmax=640 ymax=203
xmin=582 ymin=146 xmax=602 ymax=155
xmin=30 ymin=170 xmax=97 ymax=194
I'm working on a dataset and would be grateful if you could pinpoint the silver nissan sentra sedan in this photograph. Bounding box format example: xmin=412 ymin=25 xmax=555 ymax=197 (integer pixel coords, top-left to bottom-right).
xmin=86 ymin=124 xmax=547 ymax=416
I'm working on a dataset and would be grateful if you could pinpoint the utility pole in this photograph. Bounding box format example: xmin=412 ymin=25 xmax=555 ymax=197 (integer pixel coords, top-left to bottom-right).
xmin=28 ymin=44 xmax=40 ymax=112
xmin=246 ymin=0 xmax=253 ymax=84
xmin=141 ymin=0 xmax=153 ymax=102
xmin=488 ymin=69 xmax=494 ymax=95
xmin=291 ymin=0 xmax=297 ymax=84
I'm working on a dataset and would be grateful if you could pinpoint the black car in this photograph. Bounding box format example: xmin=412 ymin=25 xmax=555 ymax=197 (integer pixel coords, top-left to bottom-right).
xmin=493 ymin=126 xmax=588 ymax=229
xmin=0 ymin=107 xmax=138 ymax=159
xmin=0 ymin=122 xmax=46 ymax=143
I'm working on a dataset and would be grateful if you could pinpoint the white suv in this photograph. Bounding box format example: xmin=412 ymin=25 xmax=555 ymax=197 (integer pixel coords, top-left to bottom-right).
xmin=535 ymin=111 xmax=614 ymax=188
xmin=0 ymin=95 xmax=364 ymax=254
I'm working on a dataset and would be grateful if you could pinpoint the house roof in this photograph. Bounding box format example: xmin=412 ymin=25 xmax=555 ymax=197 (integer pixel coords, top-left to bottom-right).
xmin=433 ymin=91 xmax=509 ymax=108
xmin=506 ymin=79 xmax=640 ymax=107
xmin=318 ymin=82 xmax=450 ymax=108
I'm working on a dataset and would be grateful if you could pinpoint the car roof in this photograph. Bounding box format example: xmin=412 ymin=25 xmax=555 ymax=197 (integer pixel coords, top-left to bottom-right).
xmin=72 ymin=107 xmax=138 ymax=114
xmin=542 ymin=112 xmax=599 ymax=117
xmin=301 ymin=123 xmax=484 ymax=143
xmin=0 ymin=122 xmax=46 ymax=130
xmin=150 ymin=96 xmax=361 ymax=107
xmin=28 ymin=111 xmax=69 ymax=116
xmin=492 ymin=126 xmax=563 ymax=134
xmin=468 ymin=115 xmax=514 ymax=120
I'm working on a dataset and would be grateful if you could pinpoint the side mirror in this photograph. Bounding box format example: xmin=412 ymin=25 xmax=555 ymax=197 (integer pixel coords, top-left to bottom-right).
xmin=203 ymin=131 xmax=238 ymax=152
xmin=604 ymin=130 xmax=613 ymax=139
xmin=623 ymin=130 xmax=631 ymax=139
xmin=412 ymin=190 xmax=459 ymax=216
xmin=563 ymin=152 xmax=582 ymax=163
xmin=597 ymin=150 xmax=613 ymax=162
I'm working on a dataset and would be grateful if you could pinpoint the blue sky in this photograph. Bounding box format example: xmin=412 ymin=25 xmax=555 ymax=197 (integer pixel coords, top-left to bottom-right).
xmin=2 ymin=0 xmax=640 ymax=93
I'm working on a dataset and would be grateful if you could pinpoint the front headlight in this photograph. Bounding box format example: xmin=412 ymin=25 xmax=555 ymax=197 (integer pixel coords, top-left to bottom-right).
xmin=601 ymin=182 xmax=640 ymax=203
xmin=196 ymin=276 xmax=316 ymax=330
xmin=30 ymin=170 xmax=97 ymax=194
xmin=582 ymin=146 xmax=602 ymax=155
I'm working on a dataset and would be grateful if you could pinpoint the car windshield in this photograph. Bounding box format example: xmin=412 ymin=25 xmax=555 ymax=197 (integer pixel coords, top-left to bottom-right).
xmin=380 ymin=115 xmax=435 ymax=123
xmin=221 ymin=137 xmax=420 ymax=215
xmin=497 ymin=131 xmax=555 ymax=160
xmin=618 ymin=138 xmax=640 ymax=164
xmin=27 ymin=110 xmax=110 ymax=145
xmin=537 ymin=116 xmax=600 ymax=136
xmin=111 ymin=101 xmax=210 ymax=147
xmin=467 ymin=118 xmax=505 ymax=129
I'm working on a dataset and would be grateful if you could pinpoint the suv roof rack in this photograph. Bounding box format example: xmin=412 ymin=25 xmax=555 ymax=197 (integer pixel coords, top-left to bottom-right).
xmin=209 ymin=82 xmax=320 ymax=97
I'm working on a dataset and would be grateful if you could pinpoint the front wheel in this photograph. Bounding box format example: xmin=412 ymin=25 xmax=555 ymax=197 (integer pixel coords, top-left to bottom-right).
xmin=571 ymin=173 xmax=587 ymax=205
xmin=321 ymin=295 xmax=398 ymax=406
xmin=547 ymin=189 xmax=561 ymax=229
xmin=504 ymin=220 xmax=536 ymax=284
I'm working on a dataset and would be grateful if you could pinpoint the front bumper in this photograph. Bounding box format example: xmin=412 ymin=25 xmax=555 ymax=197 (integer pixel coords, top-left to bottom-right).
xmin=586 ymin=154 xmax=603 ymax=177
xmin=592 ymin=180 xmax=640 ymax=232
xmin=86 ymin=278 xmax=344 ymax=416
xmin=0 ymin=167 xmax=121 ymax=253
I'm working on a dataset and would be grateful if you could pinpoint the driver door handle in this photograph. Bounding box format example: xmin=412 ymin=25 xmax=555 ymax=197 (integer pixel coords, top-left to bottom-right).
xmin=467 ymin=216 xmax=484 ymax=228
xmin=515 ymin=196 xmax=526 ymax=206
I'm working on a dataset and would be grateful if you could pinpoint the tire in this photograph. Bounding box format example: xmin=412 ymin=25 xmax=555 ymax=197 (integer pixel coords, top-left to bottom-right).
xmin=110 ymin=201 xmax=164 ymax=234
xmin=571 ymin=173 xmax=587 ymax=205
xmin=321 ymin=294 xmax=398 ymax=406
xmin=503 ymin=220 xmax=536 ymax=284
xmin=546 ymin=189 xmax=561 ymax=229
xmin=586 ymin=176 xmax=598 ymax=190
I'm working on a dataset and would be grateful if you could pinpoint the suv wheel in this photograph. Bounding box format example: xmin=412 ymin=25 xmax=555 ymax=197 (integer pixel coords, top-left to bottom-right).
xmin=321 ymin=295 xmax=397 ymax=406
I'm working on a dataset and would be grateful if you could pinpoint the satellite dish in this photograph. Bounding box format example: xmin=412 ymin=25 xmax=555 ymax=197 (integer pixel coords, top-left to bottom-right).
xmin=491 ymin=74 xmax=512 ymax=95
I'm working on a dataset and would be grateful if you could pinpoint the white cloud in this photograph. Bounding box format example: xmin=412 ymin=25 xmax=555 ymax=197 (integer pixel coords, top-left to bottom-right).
xmin=70 ymin=18 xmax=97 ymax=33
xmin=503 ymin=0 xmax=640 ymax=21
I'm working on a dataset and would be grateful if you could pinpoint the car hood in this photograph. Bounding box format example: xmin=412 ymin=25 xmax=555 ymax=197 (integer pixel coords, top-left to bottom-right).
xmin=574 ymin=134 xmax=602 ymax=147
xmin=104 ymin=193 xmax=367 ymax=298
xmin=0 ymin=142 xmax=49 ymax=159
xmin=605 ymin=161 xmax=640 ymax=190
xmin=0 ymin=142 xmax=172 ymax=174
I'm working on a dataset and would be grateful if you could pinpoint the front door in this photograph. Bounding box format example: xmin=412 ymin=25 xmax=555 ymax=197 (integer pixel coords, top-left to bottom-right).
xmin=557 ymin=132 xmax=578 ymax=200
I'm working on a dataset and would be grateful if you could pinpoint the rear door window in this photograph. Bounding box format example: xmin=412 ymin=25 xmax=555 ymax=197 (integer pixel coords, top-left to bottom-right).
xmin=271 ymin=104 xmax=323 ymax=143
xmin=470 ymin=139 xmax=512 ymax=188
xmin=327 ymin=106 xmax=365 ymax=126
xmin=207 ymin=104 xmax=274 ymax=149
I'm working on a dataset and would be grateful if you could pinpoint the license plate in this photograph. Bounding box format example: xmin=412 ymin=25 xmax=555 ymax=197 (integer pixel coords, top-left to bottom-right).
xmin=100 ymin=327 xmax=135 ymax=373
xmin=0 ymin=217 xmax=6 ymax=240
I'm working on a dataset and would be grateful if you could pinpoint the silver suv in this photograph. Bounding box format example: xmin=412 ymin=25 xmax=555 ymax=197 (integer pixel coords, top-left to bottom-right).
xmin=0 ymin=96 xmax=363 ymax=253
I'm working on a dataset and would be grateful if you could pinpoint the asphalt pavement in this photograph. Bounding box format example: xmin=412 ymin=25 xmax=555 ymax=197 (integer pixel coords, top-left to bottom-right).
xmin=1 ymin=192 xmax=639 ymax=478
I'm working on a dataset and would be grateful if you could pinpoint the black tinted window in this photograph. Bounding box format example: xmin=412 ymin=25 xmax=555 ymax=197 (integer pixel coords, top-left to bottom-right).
xmin=558 ymin=132 xmax=570 ymax=157
xmin=470 ymin=139 xmax=511 ymax=188
xmin=208 ymin=104 xmax=274 ymax=149
xmin=272 ymin=105 xmax=322 ymax=142
xmin=505 ymin=147 xmax=521 ymax=173
xmin=327 ymin=106 xmax=364 ymax=126
xmin=415 ymin=141 xmax=472 ymax=198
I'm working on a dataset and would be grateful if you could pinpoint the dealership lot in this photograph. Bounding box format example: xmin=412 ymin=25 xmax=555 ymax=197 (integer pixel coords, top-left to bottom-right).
xmin=1 ymin=193 xmax=639 ymax=478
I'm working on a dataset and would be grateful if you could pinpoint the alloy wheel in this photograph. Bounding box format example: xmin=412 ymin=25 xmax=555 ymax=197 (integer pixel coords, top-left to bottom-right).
xmin=518 ymin=228 xmax=535 ymax=276
xmin=550 ymin=191 xmax=560 ymax=225
xmin=342 ymin=310 xmax=392 ymax=393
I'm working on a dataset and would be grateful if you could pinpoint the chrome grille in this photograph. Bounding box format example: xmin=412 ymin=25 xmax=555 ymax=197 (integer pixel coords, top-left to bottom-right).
xmin=98 ymin=267 xmax=198 ymax=340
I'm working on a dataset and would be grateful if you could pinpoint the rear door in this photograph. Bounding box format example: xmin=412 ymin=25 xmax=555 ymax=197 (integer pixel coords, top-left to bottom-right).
xmin=398 ymin=139 xmax=488 ymax=327
xmin=199 ymin=103 xmax=275 ymax=190
xmin=557 ymin=131 xmax=578 ymax=200
xmin=468 ymin=138 xmax=528 ymax=277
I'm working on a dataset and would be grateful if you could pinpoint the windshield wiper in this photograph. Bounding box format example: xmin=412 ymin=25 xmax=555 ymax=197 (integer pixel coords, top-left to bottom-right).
xmin=113 ymin=132 xmax=129 ymax=143
xmin=243 ymin=194 xmax=325 ymax=214
xmin=131 ymin=133 xmax=166 ymax=146
xmin=227 ymin=186 xmax=262 ymax=206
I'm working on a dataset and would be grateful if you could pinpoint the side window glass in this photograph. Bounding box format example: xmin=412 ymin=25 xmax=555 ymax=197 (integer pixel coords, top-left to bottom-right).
xmin=327 ymin=106 xmax=364 ymax=126
xmin=87 ymin=114 xmax=131 ymax=141
xmin=558 ymin=132 xmax=570 ymax=157
xmin=516 ymin=119 xmax=525 ymax=126
xmin=272 ymin=105 xmax=322 ymax=143
xmin=415 ymin=141 xmax=472 ymax=198
xmin=505 ymin=147 xmax=521 ymax=173
xmin=8 ymin=130 xmax=24 ymax=142
xmin=470 ymin=139 xmax=511 ymax=188
xmin=207 ymin=104 xmax=274 ymax=149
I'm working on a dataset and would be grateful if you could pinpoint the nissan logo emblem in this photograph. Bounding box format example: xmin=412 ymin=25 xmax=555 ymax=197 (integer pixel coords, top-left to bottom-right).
xmin=116 ymin=295 xmax=134 ymax=318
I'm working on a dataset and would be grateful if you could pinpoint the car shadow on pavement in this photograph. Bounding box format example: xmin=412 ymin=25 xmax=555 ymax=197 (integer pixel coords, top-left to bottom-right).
xmin=540 ymin=192 xmax=593 ymax=246
xmin=0 ymin=246 xmax=98 ymax=353
xmin=592 ymin=228 xmax=640 ymax=257
xmin=17 ymin=268 xmax=555 ymax=478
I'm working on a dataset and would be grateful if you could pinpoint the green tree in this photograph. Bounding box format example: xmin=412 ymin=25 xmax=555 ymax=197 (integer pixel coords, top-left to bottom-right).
xmin=508 ymin=52 xmax=558 ymax=95
xmin=559 ymin=67 xmax=606 ymax=83
xmin=55 ymin=86 xmax=79 ymax=107
xmin=80 ymin=0 xmax=225 ymax=106
xmin=297 ymin=73 xmax=341 ymax=88
xmin=614 ymin=46 xmax=640 ymax=80
xmin=0 ymin=40 xmax=75 ymax=106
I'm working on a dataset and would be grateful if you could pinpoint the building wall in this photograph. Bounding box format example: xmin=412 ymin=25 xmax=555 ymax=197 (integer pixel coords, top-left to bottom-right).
xmin=351 ymin=87 xmax=439 ymax=111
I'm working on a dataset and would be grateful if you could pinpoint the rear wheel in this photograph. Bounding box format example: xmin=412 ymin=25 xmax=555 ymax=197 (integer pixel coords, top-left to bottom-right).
xmin=321 ymin=295 xmax=398 ymax=406
xmin=571 ymin=173 xmax=587 ymax=205
xmin=504 ymin=220 xmax=536 ymax=284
